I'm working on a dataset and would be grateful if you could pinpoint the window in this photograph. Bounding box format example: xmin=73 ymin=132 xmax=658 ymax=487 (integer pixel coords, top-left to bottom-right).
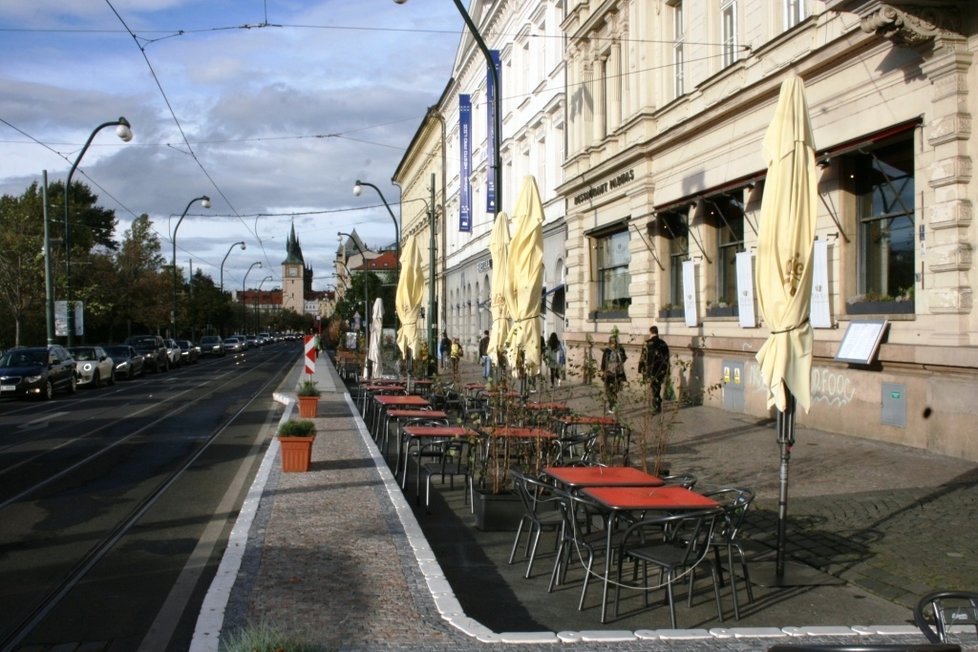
xmin=853 ymin=137 xmax=915 ymax=306
xmin=706 ymin=195 xmax=745 ymax=310
xmin=672 ymin=1 xmax=685 ymax=98
xmin=784 ymin=0 xmax=807 ymax=30
xmin=594 ymin=229 xmax=631 ymax=314
xmin=660 ymin=211 xmax=690 ymax=308
xmin=721 ymin=0 xmax=738 ymax=67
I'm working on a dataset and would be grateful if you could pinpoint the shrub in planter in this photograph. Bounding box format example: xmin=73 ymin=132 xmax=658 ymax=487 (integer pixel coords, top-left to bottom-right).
xmin=277 ymin=418 xmax=316 ymax=472
xmin=296 ymin=379 xmax=320 ymax=417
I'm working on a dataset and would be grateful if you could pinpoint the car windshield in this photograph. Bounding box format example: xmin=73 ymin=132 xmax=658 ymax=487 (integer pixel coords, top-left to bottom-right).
xmin=106 ymin=347 xmax=128 ymax=358
xmin=130 ymin=337 xmax=156 ymax=346
xmin=70 ymin=348 xmax=96 ymax=361
xmin=0 ymin=350 xmax=46 ymax=366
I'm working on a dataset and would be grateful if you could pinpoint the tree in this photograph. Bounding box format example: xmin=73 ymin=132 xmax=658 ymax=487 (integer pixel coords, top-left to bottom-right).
xmin=114 ymin=214 xmax=169 ymax=335
xmin=0 ymin=184 xmax=46 ymax=346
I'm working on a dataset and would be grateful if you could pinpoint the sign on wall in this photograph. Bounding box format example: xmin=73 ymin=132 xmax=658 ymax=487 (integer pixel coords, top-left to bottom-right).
xmin=736 ymin=251 xmax=756 ymax=327
xmin=459 ymin=94 xmax=472 ymax=232
xmin=682 ymin=260 xmax=698 ymax=327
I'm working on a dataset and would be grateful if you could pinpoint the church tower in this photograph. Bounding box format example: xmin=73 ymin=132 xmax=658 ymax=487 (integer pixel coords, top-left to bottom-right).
xmin=281 ymin=223 xmax=308 ymax=314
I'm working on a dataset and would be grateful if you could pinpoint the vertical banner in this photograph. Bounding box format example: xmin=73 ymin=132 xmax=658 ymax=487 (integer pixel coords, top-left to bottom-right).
xmin=810 ymin=239 xmax=832 ymax=328
xmin=736 ymin=251 xmax=757 ymax=327
xmin=303 ymin=334 xmax=316 ymax=375
xmin=682 ymin=260 xmax=699 ymax=327
xmin=486 ymin=50 xmax=500 ymax=214
xmin=459 ymin=94 xmax=472 ymax=232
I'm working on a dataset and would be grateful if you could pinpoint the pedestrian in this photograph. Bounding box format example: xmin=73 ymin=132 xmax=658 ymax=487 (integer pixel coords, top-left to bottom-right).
xmin=439 ymin=331 xmax=451 ymax=369
xmin=638 ymin=325 xmax=670 ymax=413
xmin=600 ymin=333 xmax=627 ymax=412
xmin=450 ymin=337 xmax=463 ymax=376
xmin=478 ymin=329 xmax=491 ymax=378
xmin=545 ymin=332 xmax=565 ymax=387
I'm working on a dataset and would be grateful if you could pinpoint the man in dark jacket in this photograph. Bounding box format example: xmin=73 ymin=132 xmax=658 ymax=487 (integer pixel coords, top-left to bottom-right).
xmin=600 ymin=333 xmax=627 ymax=412
xmin=639 ymin=325 xmax=670 ymax=413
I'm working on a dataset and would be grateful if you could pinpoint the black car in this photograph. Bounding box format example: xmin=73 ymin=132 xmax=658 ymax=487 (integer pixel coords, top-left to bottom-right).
xmin=0 ymin=345 xmax=78 ymax=399
xmin=199 ymin=335 xmax=225 ymax=357
xmin=104 ymin=345 xmax=145 ymax=380
xmin=124 ymin=334 xmax=169 ymax=373
xmin=177 ymin=339 xmax=200 ymax=365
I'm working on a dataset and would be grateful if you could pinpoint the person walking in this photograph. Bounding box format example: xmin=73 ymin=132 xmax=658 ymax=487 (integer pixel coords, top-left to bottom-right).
xmin=478 ymin=329 xmax=491 ymax=378
xmin=545 ymin=332 xmax=565 ymax=388
xmin=439 ymin=331 xmax=451 ymax=369
xmin=449 ymin=337 xmax=463 ymax=376
xmin=600 ymin=333 xmax=627 ymax=412
xmin=638 ymin=325 xmax=670 ymax=413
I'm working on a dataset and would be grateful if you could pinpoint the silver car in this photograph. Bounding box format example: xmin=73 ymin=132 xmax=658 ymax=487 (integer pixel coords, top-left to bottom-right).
xmin=68 ymin=346 xmax=115 ymax=388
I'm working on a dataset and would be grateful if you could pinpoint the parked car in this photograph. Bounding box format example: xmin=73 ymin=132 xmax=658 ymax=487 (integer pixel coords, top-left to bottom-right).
xmin=104 ymin=345 xmax=145 ymax=380
xmin=245 ymin=334 xmax=259 ymax=348
xmin=68 ymin=346 xmax=115 ymax=388
xmin=124 ymin=335 xmax=169 ymax=372
xmin=0 ymin=345 xmax=77 ymax=399
xmin=199 ymin=335 xmax=225 ymax=357
xmin=164 ymin=338 xmax=182 ymax=368
xmin=223 ymin=337 xmax=244 ymax=353
xmin=177 ymin=339 xmax=200 ymax=364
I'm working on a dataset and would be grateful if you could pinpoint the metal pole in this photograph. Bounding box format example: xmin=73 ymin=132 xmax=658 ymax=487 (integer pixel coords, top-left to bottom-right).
xmin=775 ymin=388 xmax=796 ymax=577
xmin=172 ymin=195 xmax=210 ymax=339
xmin=220 ymin=241 xmax=246 ymax=294
xmin=428 ymin=173 xmax=437 ymax=376
xmin=241 ymin=262 xmax=261 ymax=334
xmin=338 ymin=232 xmax=370 ymax=378
xmin=42 ymin=171 xmax=55 ymax=345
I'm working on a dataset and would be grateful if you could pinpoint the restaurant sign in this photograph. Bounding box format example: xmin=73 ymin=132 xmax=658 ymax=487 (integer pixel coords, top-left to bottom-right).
xmin=574 ymin=168 xmax=635 ymax=206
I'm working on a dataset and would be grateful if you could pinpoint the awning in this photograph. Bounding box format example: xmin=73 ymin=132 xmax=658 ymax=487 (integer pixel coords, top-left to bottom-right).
xmin=542 ymin=284 xmax=565 ymax=297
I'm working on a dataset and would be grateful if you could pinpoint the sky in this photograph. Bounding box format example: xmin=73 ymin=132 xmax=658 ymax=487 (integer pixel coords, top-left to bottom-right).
xmin=0 ymin=0 xmax=462 ymax=293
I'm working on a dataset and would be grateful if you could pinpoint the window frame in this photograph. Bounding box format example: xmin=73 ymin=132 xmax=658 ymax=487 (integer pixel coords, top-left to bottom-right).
xmin=590 ymin=227 xmax=632 ymax=319
xmin=721 ymin=0 xmax=739 ymax=68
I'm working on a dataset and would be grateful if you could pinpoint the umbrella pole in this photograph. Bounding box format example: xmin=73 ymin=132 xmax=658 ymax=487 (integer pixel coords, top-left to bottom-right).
xmin=775 ymin=388 xmax=796 ymax=577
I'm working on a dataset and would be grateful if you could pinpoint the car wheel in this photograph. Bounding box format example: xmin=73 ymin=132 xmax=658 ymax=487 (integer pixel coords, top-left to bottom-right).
xmin=42 ymin=380 xmax=54 ymax=400
xmin=108 ymin=370 xmax=116 ymax=386
xmin=93 ymin=371 xmax=101 ymax=389
xmin=68 ymin=375 xmax=77 ymax=394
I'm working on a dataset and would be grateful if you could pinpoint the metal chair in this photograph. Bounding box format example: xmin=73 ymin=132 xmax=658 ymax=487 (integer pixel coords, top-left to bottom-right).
xmin=914 ymin=590 xmax=978 ymax=645
xmin=701 ymin=486 xmax=755 ymax=620
xmin=660 ymin=472 xmax=698 ymax=489
xmin=423 ymin=438 xmax=473 ymax=513
xmin=508 ymin=469 xmax=563 ymax=579
xmin=549 ymin=489 xmax=615 ymax=613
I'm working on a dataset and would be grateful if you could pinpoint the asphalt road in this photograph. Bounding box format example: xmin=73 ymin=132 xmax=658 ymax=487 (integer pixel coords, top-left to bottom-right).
xmin=0 ymin=341 xmax=299 ymax=651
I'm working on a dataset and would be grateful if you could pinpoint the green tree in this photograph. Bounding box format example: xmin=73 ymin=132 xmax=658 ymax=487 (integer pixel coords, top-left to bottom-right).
xmin=0 ymin=183 xmax=46 ymax=346
xmin=114 ymin=214 xmax=169 ymax=335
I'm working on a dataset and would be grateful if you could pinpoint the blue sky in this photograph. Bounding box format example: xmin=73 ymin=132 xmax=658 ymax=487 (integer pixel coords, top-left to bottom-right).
xmin=0 ymin=0 xmax=461 ymax=291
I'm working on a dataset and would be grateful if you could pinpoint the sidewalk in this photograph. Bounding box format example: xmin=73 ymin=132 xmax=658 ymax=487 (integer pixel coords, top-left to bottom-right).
xmin=192 ymin=353 xmax=978 ymax=651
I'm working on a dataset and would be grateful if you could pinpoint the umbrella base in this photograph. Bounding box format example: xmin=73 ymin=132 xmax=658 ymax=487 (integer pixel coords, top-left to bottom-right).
xmin=751 ymin=560 xmax=845 ymax=587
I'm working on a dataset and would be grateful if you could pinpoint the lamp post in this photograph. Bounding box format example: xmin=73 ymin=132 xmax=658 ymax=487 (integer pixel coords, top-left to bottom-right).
xmin=220 ymin=241 xmax=246 ymax=294
xmin=171 ymin=195 xmax=211 ymax=339
xmin=393 ymin=0 xmax=501 ymax=216
xmin=353 ymin=180 xmax=400 ymax=268
xmin=241 ymin=261 xmax=262 ymax=334
xmin=63 ymin=116 xmax=133 ymax=346
xmin=257 ymin=275 xmax=273 ymax=334
xmin=338 ymin=232 xmax=370 ymax=366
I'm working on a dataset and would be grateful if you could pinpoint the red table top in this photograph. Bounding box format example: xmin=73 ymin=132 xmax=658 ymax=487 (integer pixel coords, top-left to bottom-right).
xmin=554 ymin=414 xmax=617 ymax=426
xmin=582 ymin=485 xmax=719 ymax=512
xmin=403 ymin=425 xmax=473 ymax=438
xmin=483 ymin=427 xmax=556 ymax=440
xmin=386 ymin=409 xmax=448 ymax=419
xmin=375 ymin=395 xmax=430 ymax=407
xmin=543 ymin=466 xmax=664 ymax=488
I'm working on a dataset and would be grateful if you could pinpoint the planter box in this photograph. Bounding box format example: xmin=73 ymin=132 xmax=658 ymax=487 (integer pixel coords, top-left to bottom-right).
xmin=846 ymin=301 xmax=914 ymax=315
xmin=279 ymin=436 xmax=314 ymax=472
xmin=472 ymin=489 xmax=523 ymax=531
xmin=658 ymin=309 xmax=684 ymax=319
xmin=297 ymin=395 xmax=319 ymax=418
xmin=706 ymin=306 xmax=738 ymax=318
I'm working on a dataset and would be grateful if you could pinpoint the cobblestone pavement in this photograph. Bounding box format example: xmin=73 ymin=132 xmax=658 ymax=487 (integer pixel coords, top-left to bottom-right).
xmin=200 ymin=354 xmax=978 ymax=651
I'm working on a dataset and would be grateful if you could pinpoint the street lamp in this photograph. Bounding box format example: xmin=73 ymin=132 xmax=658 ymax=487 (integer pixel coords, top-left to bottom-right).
xmin=171 ymin=195 xmax=211 ymax=338
xmin=353 ymin=180 xmax=400 ymax=267
xmin=257 ymin=275 xmax=273 ymax=334
xmin=63 ymin=116 xmax=133 ymax=346
xmin=220 ymin=241 xmax=246 ymax=294
xmin=241 ymin=261 xmax=262 ymax=334
xmin=338 ymin=232 xmax=370 ymax=369
xmin=392 ymin=0 xmax=501 ymax=216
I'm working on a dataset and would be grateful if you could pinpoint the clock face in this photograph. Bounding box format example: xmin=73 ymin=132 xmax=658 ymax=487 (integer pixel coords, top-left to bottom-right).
xmin=288 ymin=267 xmax=298 ymax=277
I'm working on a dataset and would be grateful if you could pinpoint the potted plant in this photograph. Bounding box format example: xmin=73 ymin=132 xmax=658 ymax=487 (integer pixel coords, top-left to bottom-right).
xmin=296 ymin=378 xmax=320 ymax=418
xmin=277 ymin=418 xmax=316 ymax=472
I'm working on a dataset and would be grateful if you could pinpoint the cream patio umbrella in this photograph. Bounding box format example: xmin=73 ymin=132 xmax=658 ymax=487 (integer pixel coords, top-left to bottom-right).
xmin=486 ymin=208 xmax=511 ymax=371
xmin=504 ymin=176 xmax=545 ymax=385
xmin=395 ymin=233 xmax=424 ymax=367
xmin=755 ymin=74 xmax=818 ymax=580
xmin=365 ymin=297 xmax=384 ymax=380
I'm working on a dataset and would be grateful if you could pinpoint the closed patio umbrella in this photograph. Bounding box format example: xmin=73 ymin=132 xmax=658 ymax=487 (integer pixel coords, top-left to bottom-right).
xmin=504 ymin=176 xmax=545 ymax=382
xmin=755 ymin=74 xmax=818 ymax=580
xmin=366 ymin=297 xmax=384 ymax=379
xmin=486 ymin=208 xmax=511 ymax=368
xmin=395 ymin=234 xmax=424 ymax=364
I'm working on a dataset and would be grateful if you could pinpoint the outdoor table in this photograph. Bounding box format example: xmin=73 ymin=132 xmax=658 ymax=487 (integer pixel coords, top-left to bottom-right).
xmin=387 ymin=409 xmax=449 ymax=467
xmin=580 ymin=485 xmax=720 ymax=623
xmin=523 ymin=402 xmax=570 ymax=425
xmin=543 ymin=465 xmax=664 ymax=490
xmin=550 ymin=414 xmax=621 ymax=464
xmin=358 ymin=383 xmax=405 ymax=419
xmin=401 ymin=425 xmax=474 ymax=500
xmin=371 ymin=394 xmax=431 ymax=441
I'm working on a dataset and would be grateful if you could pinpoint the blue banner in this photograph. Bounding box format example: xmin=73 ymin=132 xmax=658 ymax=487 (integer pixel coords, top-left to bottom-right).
xmin=486 ymin=50 xmax=500 ymax=214
xmin=459 ymin=94 xmax=472 ymax=232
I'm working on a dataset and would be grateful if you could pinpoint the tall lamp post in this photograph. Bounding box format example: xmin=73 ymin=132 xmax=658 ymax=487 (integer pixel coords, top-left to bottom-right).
xmin=393 ymin=0 xmax=501 ymax=216
xmin=220 ymin=241 xmax=246 ymax=294
xmin=63 ymin=117 xmax=133 ymax=346
xmin=241 ymin=261 xmax=262 ymax=334
xmin=337 ymin=232 xmax=370 ymax=362
xmin=171 ymin=195 xmax=211 ymax=338
xmin=256 ymin=275 xmax=273 ymax=334
xmin=353 ymin=180 xmax=400 ymax=268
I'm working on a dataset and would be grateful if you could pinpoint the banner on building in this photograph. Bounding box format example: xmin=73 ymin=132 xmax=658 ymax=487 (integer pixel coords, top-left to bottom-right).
xmin=486 ymin=50 xmax=501 ymax=214
xmin=811 ymin=239 xmax=832 ymax=328
xmin=682 ymin=260 xmax=698 ymax=327
xmin=459 ymin=94 xmax=472 ymax=232
xmin=735 ymin=251 xmax=757 ymax=328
